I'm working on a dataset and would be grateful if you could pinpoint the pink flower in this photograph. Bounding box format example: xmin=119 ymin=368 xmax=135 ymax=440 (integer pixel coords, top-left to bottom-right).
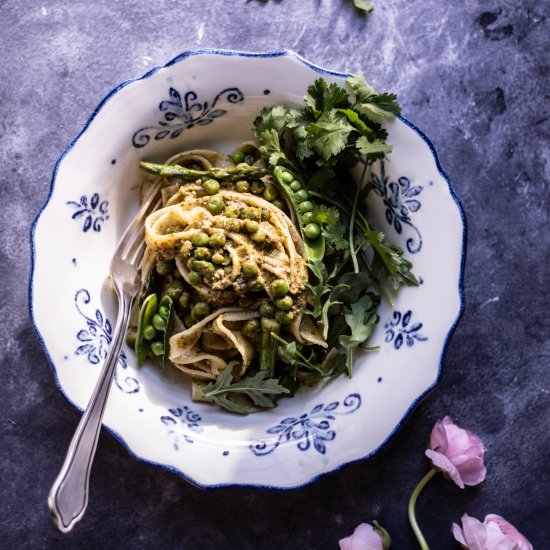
xmin=452 ymin=513 xmax=533 ymax=550
xmin=425 ymin=416 xmax=486 ymax=489
xmin=339 ymin=522 xmax=390 ymax=550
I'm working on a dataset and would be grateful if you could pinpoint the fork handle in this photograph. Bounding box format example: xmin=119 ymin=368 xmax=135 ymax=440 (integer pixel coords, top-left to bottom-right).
xmin=48 ymin=291 xmax=133 ymax=533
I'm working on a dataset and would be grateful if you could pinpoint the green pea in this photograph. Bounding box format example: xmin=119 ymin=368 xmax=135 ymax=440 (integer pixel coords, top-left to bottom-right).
xmin=194 ymin=247 xmax=212 ymax=260
xmin=250 ymin=180 xmax=265 ymax=195
xmin=235 ymin=180 xmax=250 ymax=193
xmin=125 ymin=330 xmax=137 ymax=347
xmin=151 ymin=341 xmax=164 ymax=356
xmin=166 ymin=280 xmax=185 ymax=300
xmin=301 ymin=211 xmax=314 ymax=224
xmin=152 ymin=314 xmax=167 ymax=331
xmin=242 ymin=207 xmax=260 ymax=220
xmin=242 ymin=319 xmax=260 ymax=338
xmin=188 ymin=271 xmax=202 ymax=285
xmin=143 ymin=324 xmax=156 ymax=340
xmin=159 ymin=305 xmax=170 ymax=318
xmin=179 ymin=241 xmax=193 ymax=256
xmin=239 ymin=295 xmax=253 ymax=308
xmin=295 ymin=189 xmax=309 ymax=202
xmin=208 ymin=232 xmax=226 ymax=248
xmin=202 ymin=179 xmax=220 ymax=195
xmin=224 ymin=205 xmax=240 ymax=218
xmin=232 ymin=151 xmax=245 ymax=164
xmin=275 ymin=296 xmax=293 ymax=311
xmin=245 ymin=220 xmax=259 ymax=233
xmin=289 ymin=180 xmax=302 ymax=192
xmin=263 ymin=183 xmax=278 ymax=202
xmin=270 ymin=278 xmax=289 ymax=297
xmin=304 ymin=223 xmax=321 ymax=239
xmin=207 ymin=195 xmax=224 ymax=214
xmin=178 ymin=291 xmax=190 ymax=308
xmin=249 ymin=280 xmax=264 ymax=292
xmin=281 ymin=171 xmax=294 ymax=184
xmin=164 ymin=224 xmax=183 ymax=234
xmin=225 ymin=218 xmax=241 ymax=232
xmin=259 ymin=302 xmax=276 ymax=318
xmin=244 ymin=154 xmax=255 ymax=165
xmin=156 ymin=259 xmax=173 ymax=276
xmin=194 ymin=302 xmax=211 ymax=318
xmin=275 ymin=310 xmax=294 ymax=324
xmin=261 ymin=317 xmax=280 ymax=333
xmin=192 ymin=232 xmax=209 ymax=247
xmin=250 ymin=231 xmax=266 ymax=243
xmin=299 ymin=200 xmax=314 ymax=213
xmin=184 ymin=314 xmax=195 ymax=328
xmin=272 ymin=198 xmax=286 ymax=210
xmin=242 ymin=260 xmax=260 ymax=278
xmin=194 ymin=260 xmax=215 ymax=276
xmin=212 ymin=251 xmax=225 ymax=265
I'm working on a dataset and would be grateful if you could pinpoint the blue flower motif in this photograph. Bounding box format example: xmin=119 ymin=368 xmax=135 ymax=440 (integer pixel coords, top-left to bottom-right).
xmin=384 ymin=310 xmax=427 ymax=350
xmin=249 ymin=393 xmax=361 ymax=456
xmin=132 ymin=86 xmax=245 ymax=148
xmin=74 ymin=289 xmax=140 ymax=393
xmin=371 ymin=160 xmax=424 ymax=254
xmin=161 ymin=406 xmax=203 ymax=450
xmin=67 ymin=193 xmax=109 ymax=232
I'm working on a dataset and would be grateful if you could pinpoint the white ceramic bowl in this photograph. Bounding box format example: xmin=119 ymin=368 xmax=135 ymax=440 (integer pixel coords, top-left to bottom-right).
xmin=30 ymin=49 xmax=466 ymax=488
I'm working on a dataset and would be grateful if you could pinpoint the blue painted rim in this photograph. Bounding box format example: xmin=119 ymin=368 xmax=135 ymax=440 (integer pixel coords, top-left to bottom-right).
xmin=28 ymin=48 xmax=467 ymax=490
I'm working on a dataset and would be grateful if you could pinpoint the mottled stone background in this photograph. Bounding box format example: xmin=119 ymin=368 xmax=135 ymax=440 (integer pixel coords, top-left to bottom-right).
xmin=1 ymin=0 xmax=548 ymax=548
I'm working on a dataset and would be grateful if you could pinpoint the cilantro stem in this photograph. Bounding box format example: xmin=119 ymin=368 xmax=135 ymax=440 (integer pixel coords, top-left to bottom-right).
xmin=407 ymin=468 xmax=437 ymax=550
xmin=349 ymin=162 xmax=369 ymax=273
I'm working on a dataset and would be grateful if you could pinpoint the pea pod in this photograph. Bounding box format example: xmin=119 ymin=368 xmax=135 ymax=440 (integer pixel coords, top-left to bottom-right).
xmin=272 ymin=166 xmax=325 ymax=261
xmin=135 ymin=293 xmax=158 ymax=366
xmin=158 ymin=295 xmax=174 ymax=368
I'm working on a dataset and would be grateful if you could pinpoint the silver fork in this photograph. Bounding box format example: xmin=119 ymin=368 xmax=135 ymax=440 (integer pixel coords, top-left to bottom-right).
xmin=48 ymin=181 xmax=162 ymax=533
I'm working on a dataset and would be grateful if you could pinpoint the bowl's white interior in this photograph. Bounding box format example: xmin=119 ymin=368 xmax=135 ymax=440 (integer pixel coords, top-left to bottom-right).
xmin=31 ymin=52 xmax=464 ymax=488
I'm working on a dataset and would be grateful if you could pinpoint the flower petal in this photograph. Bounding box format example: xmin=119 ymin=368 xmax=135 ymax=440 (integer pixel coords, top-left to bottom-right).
xmin=425 ymin=449 xmax=465 ymax=488
xmin=460 ymin=514 xmax=488 ymax=550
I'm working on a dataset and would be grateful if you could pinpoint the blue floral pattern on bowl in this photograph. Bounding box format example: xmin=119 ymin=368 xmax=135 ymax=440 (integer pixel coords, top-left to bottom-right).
xmin=371 ymin=160 xmax=424 ymax=254
xmin=67 ymin=194 xmax=109 ymax=232
xmin=250 ymin=393 xmax=361 ymax=456
xmin=161 ymin=406 xmax=203 ymax=450
xmin=132 ymin=86 xmax=245 ymax=148
xmin=384 ymin=310 xmax=427 ymax=350
xmin=74 ymin=289 xmax=140 ymax=393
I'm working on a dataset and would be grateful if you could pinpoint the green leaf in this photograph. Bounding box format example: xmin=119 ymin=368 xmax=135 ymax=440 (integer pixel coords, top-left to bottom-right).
xmin=338 ymin=293 xmax=381 ymax=376
xmin=353 ymin=0 xmax=374 ymax=13
xmin=322 ymin=218 xmax=349 ymax=251
xmin=307 ymin=110 xmax=354 ymax=162
xmin=310 ymin=205 xmax=340 ymax=225
xmin=257 ymin=129 xmax=293 ymax=168
xmin=346 ymin=74 xmax=377 ymax=104
xmin=202 ymin=362 xmax=289 ymax=414
xmin=338 ymin=108 xmax=373 ymax=136
xmin=305 ymin=79 xmax=350 ymax=115
xmin=356 ymin=136 xmax=393 ymax=158
xmin=346 ymin=74 xmax=401 ymax=118
xmin=254 ymin=105 xmax=291 ymax=133
xmin=365 ymin=229 xmax=419 ymax=289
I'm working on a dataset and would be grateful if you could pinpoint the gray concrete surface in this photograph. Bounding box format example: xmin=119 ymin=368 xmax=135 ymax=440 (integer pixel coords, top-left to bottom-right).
xmin=1 ymin=0 xmax=548 ymax=548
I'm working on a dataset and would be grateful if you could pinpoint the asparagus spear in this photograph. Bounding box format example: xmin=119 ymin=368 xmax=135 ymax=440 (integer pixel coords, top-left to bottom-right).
xmin=139 ymin=161 xmax=269 ymax=181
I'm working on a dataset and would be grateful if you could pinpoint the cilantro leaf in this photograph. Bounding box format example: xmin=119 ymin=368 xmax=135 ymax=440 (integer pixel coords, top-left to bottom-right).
xmin=365 ymin=229 xmax=419 ymax=289
xmin=356 ymin=136 xmax=393 ymax=158
xmin=305 ymin=79 xmax=350 ymax=115
xmin=257 ymin=129 xmax=294 ymax=168
xmin=310 ymin=205 xmax=340 ymax=225
xmin=202 ymin=362 xmax=289 ymax=414
xmin=306 ymin=110 xmax=354 ymax=161
xmin=353 ymin=0 xmax=374 ymax=14
xmin=338 ymin=293 xmax=381 ymax=376
xmin=254 ymin=105 xmax=291 ymax=133
xmin=346 ymin=74 xmax=401 ymax=118
xmin=322 ymin=219 xmax=349 ymax=251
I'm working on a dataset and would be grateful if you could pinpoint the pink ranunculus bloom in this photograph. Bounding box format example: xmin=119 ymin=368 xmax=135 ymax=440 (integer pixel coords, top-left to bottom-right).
xmin=425 ymin=416 xmax=486 ymax=489
xmin=339 ymin=523 xmax=384 ymax=550
xmin=452 ymin=513 xmax=533 ymax=550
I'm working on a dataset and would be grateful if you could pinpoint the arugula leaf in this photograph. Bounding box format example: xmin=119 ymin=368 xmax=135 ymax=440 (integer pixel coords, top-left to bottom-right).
xmin=338 ymin=293 xmax=381 ymax=376
xmin=202 ymin=362 xmax=289 ymax=414
xmin=365 ymin=229 xmax=419 ymax=289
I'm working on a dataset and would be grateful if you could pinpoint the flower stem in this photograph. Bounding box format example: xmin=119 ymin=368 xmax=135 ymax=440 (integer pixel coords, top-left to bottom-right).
xmin=408 ymin=468 xmax=437 ymax=549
